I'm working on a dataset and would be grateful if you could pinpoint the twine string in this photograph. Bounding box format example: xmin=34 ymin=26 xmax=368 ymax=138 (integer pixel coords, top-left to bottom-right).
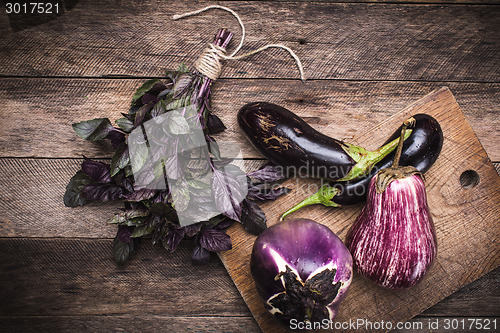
xmin=172 ymin=5 xmax=245 ymax=58
xmin=193 ymin=44 xmax=227 ymax=81
xmin=172 ymin=5 xmax=306 ymax=81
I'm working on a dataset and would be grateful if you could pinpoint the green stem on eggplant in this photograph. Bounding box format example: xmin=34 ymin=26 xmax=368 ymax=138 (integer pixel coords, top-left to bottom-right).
xmin=280 ymin=184 xmax=340 ymax=221
xmin=280 ymin=128 xmax=413 ymax=220
xmin=338 ymin=129 xmax=412 ymax=181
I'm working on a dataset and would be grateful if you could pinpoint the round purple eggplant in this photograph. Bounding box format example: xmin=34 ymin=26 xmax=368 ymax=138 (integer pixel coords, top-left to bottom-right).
xmin=250 ymin=218 xmax=353 ymax=325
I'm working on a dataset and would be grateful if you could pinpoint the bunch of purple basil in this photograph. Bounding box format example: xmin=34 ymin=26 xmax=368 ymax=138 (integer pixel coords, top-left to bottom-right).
xmin=64 ymin=29 xmax=290 ymax=265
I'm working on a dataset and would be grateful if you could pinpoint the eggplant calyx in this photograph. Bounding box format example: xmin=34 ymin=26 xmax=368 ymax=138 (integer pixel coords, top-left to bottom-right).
xmin=375 ymin=166 xmax=422 ymax=193
xmin=268 ymin=266 xmax=341 ymax=323
xmin=375 ymin=116 xmax=420 ymax=193
xmin=280 ymin=184 xmax=340 ymax=220
xmin=338 ymin=129 xmax=413 ymax=182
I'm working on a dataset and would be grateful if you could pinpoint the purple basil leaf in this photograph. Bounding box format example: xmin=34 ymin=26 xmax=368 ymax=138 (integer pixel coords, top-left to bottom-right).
xmin=207 ymin=113 xmax=226 ymax=135
xmin=112 ymin=235 xmax=135 ymax=265
xmin=110 ymin=143 xmax=130 ymax=177
xmin=63 ymin=171 xmax=92 ymax=207
xmin=206 ymin=136 xmax=221 ymax=160
xmin=131 ymin=225 xmax=153 ymax=238
xmin=72 ymin=118 xmax=114 ymax=141
xmin=247 ymin=163 xmax=287 ymax=182
xmin=164 ymin=145 xmax=183 ymax=180
xmin=134 ymin=102 xmax=154 ymax=127
xmin=211 ymin=157 xmax=234 ymax=169
xmin=106 ymin=128 xmax=126 ymax=149
xmin=199 ymin=227 xmax=232 ymax=252
xmin=131 ymin=79 xmax=162 ymax=105
xmin=107 ymin=209 xmax=150 ymax=226
xmin=151 ymin=190 xmax=168 ymax=204
xmin=149 ymin=82 xmax=168 ymax=95
xmin=240 ymin=199 xmax=267 ymax=236
xmin=81 ymin=159 xmax=112 ymax=183
xmin=172 ymin=73 xmax=193 ymax=97
xmin=157 ymin=88 xmax=171 ymax=99
xmin=212 ymin=168 xmax=245 ymax=222
xmin=184 ymin=222 xmax=202 ymax=237
xmin=141 ymin=93 xmax=159 ymax=106
xmin=167 ymin=112 xmax=190 ymax=135
xmin=151 ymin=218 xmax=166 ymax=245
xmin=113 ymin=171 xmax=134 ymax=194
xmin=121 ymin=113 xmax=133 ymax=120
xmin=132 ymin=168 xmax=157 ymax=190
xmin=149 ymin=203 xmax=179 ymax=222
xmin=151 ymin=100 xmax=166 ymax=118
xmin=163 ymin=225 xmax=185 ymax=252
xmin=214 ymin=218 xmax=234 ymax=230
xmin=125 ymin=188 xmax=157 ymax=202
xmin=208 ymin=214 xmax=227 ymax=226
xmin=117 ymin=225 xmax=134 ymax=243
xmin=116 ymin=117 xmax=134 ymax=133
xmin=129 ymin=105 xmax=140 ymax=115
xmin=247 ymin=184 xmax=291 ymax=201
xmin=81 ymin=184 xmax=124 ymax=202
xmin=191 ymin=244 xmax=211 ymax=266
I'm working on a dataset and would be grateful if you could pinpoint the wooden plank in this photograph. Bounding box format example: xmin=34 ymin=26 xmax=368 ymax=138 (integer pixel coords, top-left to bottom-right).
xmin=218 ymin=87 xmax=500 ymax=332
xmin=0 ymin=316 xmax=260 ymax=333
xmin=0 ymin=158 xmax=120 ymax=238
xmin=232 ymin=0 xmax=499 ymax=2
xmin=1 ymin=316 xmax=500 ymax=333
xmin=0 ymin=238 xmax=250 ymax=317
xmin=0 ymin=4 xmax=12 ymax=34
xmin=0 ymin=158 xmax=258 ymax=238
xmin=3 ymin=1 xmax=66 ymax=32
xmin=0 ymin=1 xmax=498 ymax=82
xmin=226 ymin=0 xmax=499 ymax=3
xmin=420 ymin=266 xmax=500 ymax=317
xmin=1 ymin=79 xmax=499 ymax=160
xmin=0 ymin=237 xmax=497 ymax=320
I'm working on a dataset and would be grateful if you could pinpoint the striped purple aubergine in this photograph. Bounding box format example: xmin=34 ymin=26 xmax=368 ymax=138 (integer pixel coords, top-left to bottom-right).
xmin=346 ymin=173 xmax=437 ymax=289
xmin=250 ymin=218 xmax=353 ymax=325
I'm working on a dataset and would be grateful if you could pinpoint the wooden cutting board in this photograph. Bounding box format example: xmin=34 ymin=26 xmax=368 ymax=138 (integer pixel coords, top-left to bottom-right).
xmin=219 ymin=87 xmax=500 ymax=332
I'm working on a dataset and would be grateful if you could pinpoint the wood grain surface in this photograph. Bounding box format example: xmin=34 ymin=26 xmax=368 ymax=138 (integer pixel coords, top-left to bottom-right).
xmin=0 ymin=1 xmax=499 ymax=81
xmin=0 ymin=0 xmax=498 ymax=332
xmin=1 ymin=79 xmax=499 ymax=160
xmin=219 ymin=87 xmax=500 ymax=332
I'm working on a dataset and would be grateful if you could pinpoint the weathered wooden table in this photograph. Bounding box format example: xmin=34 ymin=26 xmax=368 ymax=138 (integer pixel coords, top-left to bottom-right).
xmin=1 ymin=1 xmax=498 ymax=332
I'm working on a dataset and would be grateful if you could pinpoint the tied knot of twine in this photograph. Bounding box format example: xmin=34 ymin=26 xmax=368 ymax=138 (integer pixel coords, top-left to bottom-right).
xmin=194 ymin=44 xmax=227 ymax=81
xmin=173 ymin=5 xmax=306 ymax=81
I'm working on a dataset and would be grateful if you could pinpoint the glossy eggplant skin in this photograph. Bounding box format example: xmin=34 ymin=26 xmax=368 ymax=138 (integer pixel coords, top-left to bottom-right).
xmin=329 ymin=113 xmax=443 ymax=206
xmin=346 ymin=174 xmax=437 ymax=289
xmin=238 ymin=102 xmax=356 ymax=180
xmin=250 ymin=218 xmax=353 ymax=324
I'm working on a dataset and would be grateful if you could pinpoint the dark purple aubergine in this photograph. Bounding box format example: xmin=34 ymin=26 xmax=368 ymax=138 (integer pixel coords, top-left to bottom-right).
xmin=281 ymin=113 xmax=443 ymax=219
xmin=238 ymin=102 xmax=410 ymax=181
xmin=329 ymin=113 xmax=443 ymax=205
xmin=250 ymin=218 xmax=353 ymax=326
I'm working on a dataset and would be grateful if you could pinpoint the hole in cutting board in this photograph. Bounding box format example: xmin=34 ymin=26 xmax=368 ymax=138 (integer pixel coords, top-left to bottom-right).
xmin=459 ymin=170 xmax=480 ymax=189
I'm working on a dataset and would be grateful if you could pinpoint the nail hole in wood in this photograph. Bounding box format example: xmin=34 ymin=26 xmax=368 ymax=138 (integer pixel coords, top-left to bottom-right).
xmin=460 ymin=170 xmax=480 ymax=189
xmin=298 ymin=38 xmax=306 ymax=45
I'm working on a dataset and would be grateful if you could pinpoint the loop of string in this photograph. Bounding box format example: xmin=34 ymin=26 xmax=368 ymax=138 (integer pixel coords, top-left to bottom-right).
xmin=193 ymin=44 xmax=227 ymax=81
xmin=172 ymin=5 xmax=306 ymax=81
